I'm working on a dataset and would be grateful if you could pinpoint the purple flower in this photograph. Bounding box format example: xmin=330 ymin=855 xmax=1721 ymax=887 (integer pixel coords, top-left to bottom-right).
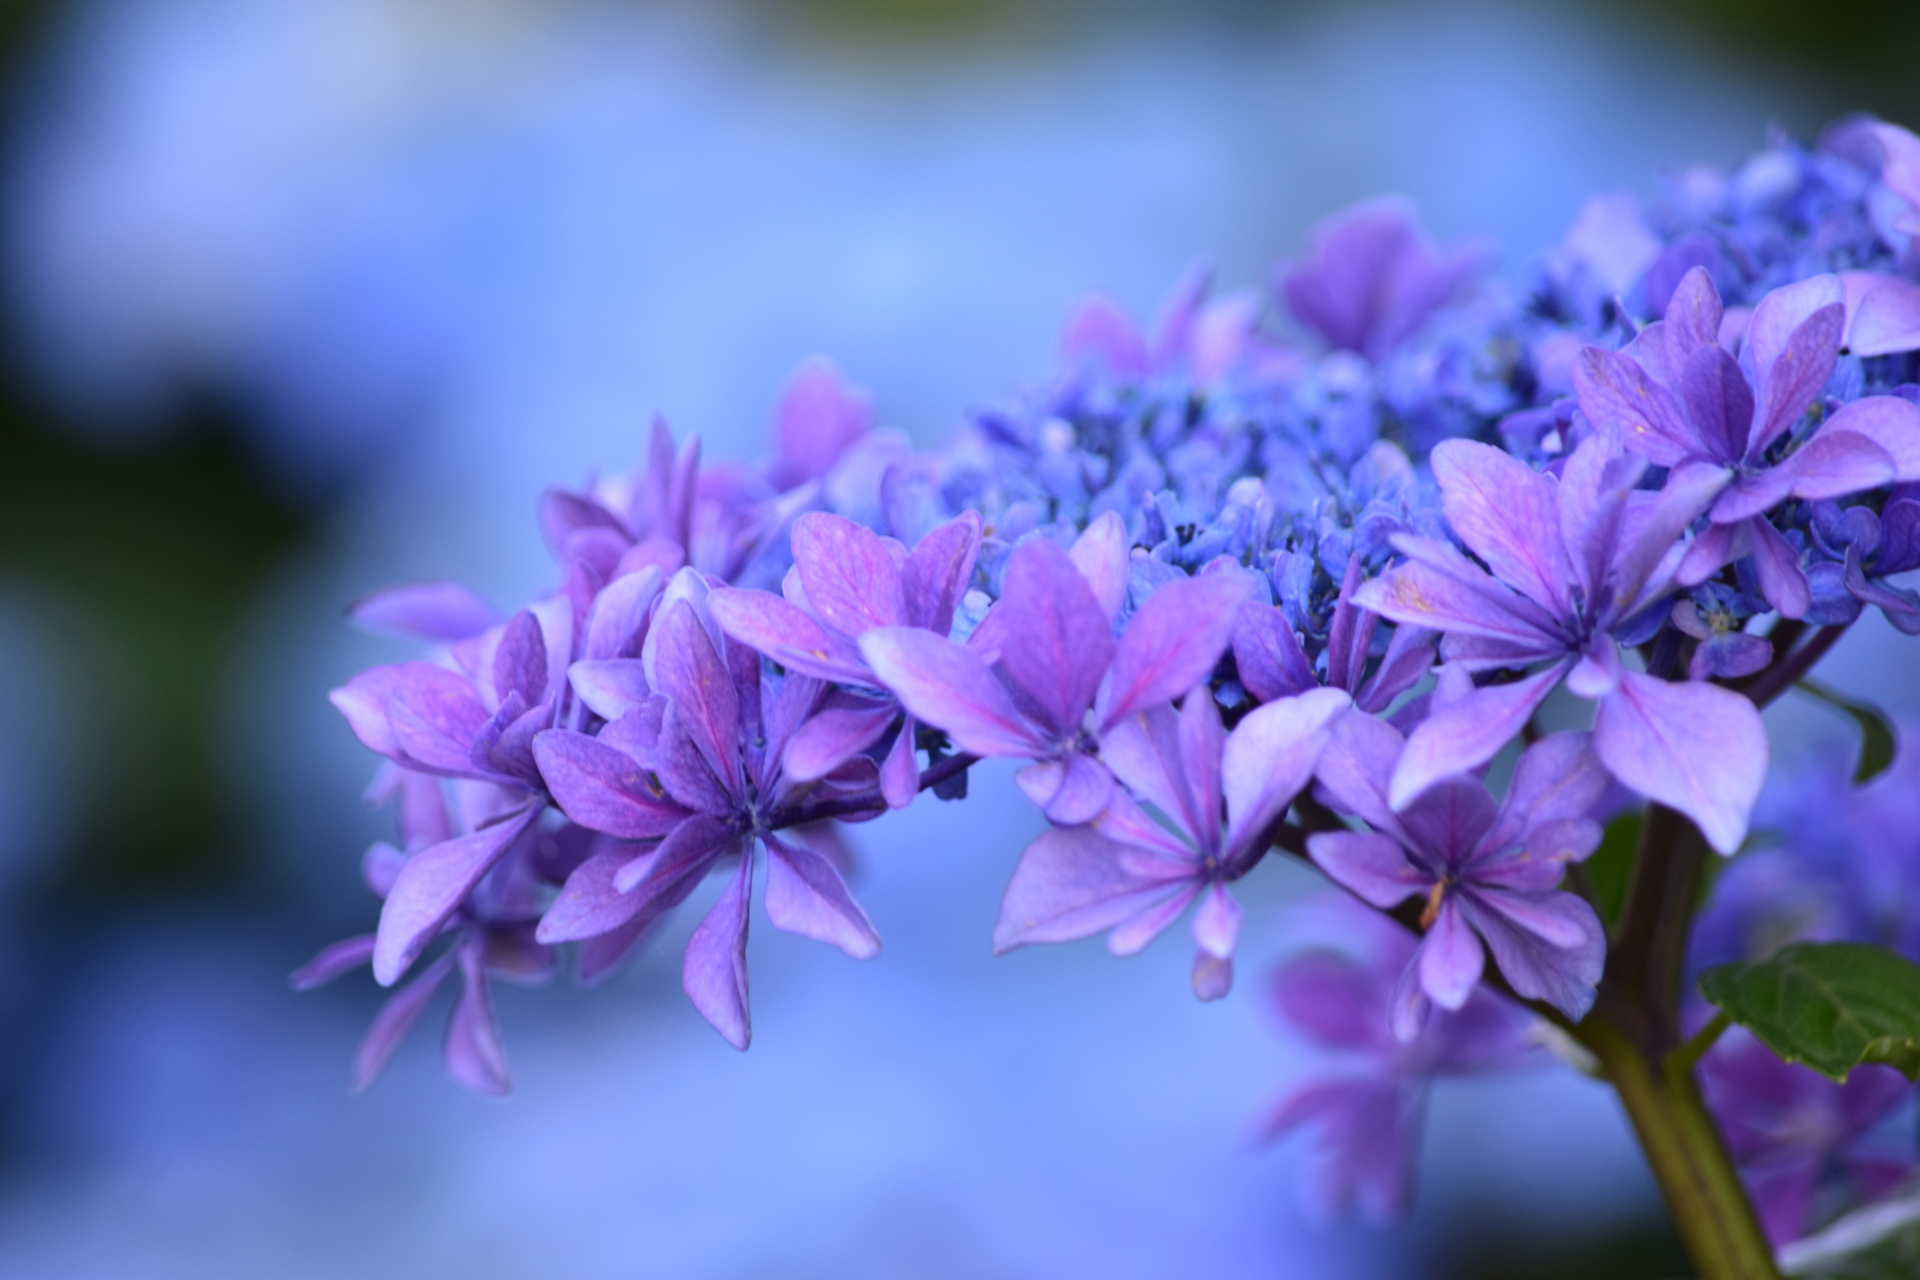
xmin=859 ymin=524 xmax=1251 ymax=825
xmin=1280 ymin=198 xmax=1489 ymax=363
xmin=1806 ymin=489 xmax=1920 ymax=633
xmin=706 ymin=510 xmax=982 ymax=809
xmin=765 ymin=356 xmax=873 ymax=493
xmin=1309 ymin=715 xmax=1611 ymax=1034
xmin=1231 ymin=554 xmax=1436 ymax=713
xmin=1575 ymin=267 xmax=1920 ymax=618
xmin=532 ymin=583 xmax=885 ymax=1048
xmin=1700 ymin=1031 xmax=1915 ymax=1246
xmin=992 ymin=685 xmax=1351 ymax=999
xmin=1057 ymin=264 xmax=1275 ymax=385
xmin=1870 ymin=122 xmax=1920 ymax=240
xmin=1259 ymin=901 xmax=1537 ymax=1221
xmin=1351 ymin=434 xmax=1767 ymax=853
xmin=293 ymin=769 xmax=559 ymax=1096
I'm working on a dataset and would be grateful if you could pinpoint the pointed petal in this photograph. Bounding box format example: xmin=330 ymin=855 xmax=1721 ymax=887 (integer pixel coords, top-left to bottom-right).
xmin=652 ymin=600 xmax=742 ymax=790
xmin=1574 ymin=346 xmax=1697 ymax=467
xmin=901 ymin=512 xmax=982 ymax=635
xmin=998 ymin=538 xmax=1114 ymax=735
xmin=1662 ymin=266 xmax=1724 ymax=366
xmin=1221 ymin=687 xmax=1353 ymax=858
xmin=682 ymin=849 xmax=753 ymax=1049
xmin=443 ymin=942 xmax=510 ymax=1097
xmin=1776 ymin=428 xmax=1896 ymax=501
xmin=372 ymin=806 xmax=539 ymax=986
xmin=384 ymin=664 xmax=493 ymax=776
xmin=1016 ymin=753 xmax=1116 ymax=826
xmin=1097 ymin=571 xmax=1249 ymax=726
xmin=763 ymin=834 xmax=881 ymax=959
xmin=533 ymin=730 xmax=692 ymax=839
xmin=1389 ymin=664 xmax=1566 ymax=811
xmin=352 ymin=952 xmax=456 ymax=1093
xmin=771 ymin=356 xmax=871 ymax=488
xmin=1306 ymin=830 xmax=1428 ymax=908
xmin=290 ymin=934 xmax=377 ymax=990
xmin=859 ymin=627 xmax=1048 ymax=758
xmin=878 ymin=712 xmax=919 ymax=809
xmin=1429 ymin=439 xmax=1574 ymax=613
xmin=1484 ymin=731 xmax=1610 ymax=849
xmin=707 ymin=586 xmax=871 ymax=685
xmin=567 ymin=659 xmax=652 ymax=722
xmin=1751 ymin=296 xmax=1844 ymax=455
xmin=1593 ymin=671 xmax=1767 ymax=855
xmin=583 ymin=566 xmax=664 ymax=661
xmin=1310 ymin=708 xmax=1406 ymax=834
xmin=1175 ymin=690 xmax=1226 ymax=852
xmin=1679 ymin=344 xmax=1755 ymax=464
xmin=791 ymin=512 xmax=905 ymax=635
xmin=1353 ymin=540 xmax=1560 ymax=645
xmin=782 ymin=698 xmax=898 ymax=782
xmin=351 ymin=582 xmax=500 ymax=641
xmin=1231 ymin=601 xmax=1317 ymax=702
xmin=1068 ymin=511 xmax=1130 ymax=620
xmin=1813 ymin=395 xmax=1920 ymax=481
xmin=1106 ymin=882 xmax=1200 ymax=957
xmin=1458 ymin=891 xmax=1603 ymax=1022
xmin=992 ymin=825 xmax=1189 ymax=953
xmin=1748 ymin=515 xmax=1811 ymax=620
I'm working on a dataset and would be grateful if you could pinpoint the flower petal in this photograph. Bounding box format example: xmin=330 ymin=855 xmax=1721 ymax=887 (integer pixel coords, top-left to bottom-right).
xmin=764 ymin=833 xmax=881 ymax=960
xmin=372 ymin=805 xmax=539 ymax=986
xmin=900 ymin=512 xmax=982 ymax=635
xmin=997 ymin=537 xmax=1115 ymax=735
xmin=351 ymin=582 xmax=500 ymax=642
xmin=1458 ymin=890 xmax=1603 ymax=1022
xmin=992 ymin=825 xmax=1189 ymax=953
xmin=1306 ymin=830 xmax=1428 ymax=908
xmin=1068 ymin=511 xmax=1131 ymax=620
xmin=352 ymin=951 xmax=456 ymax=1093
xmin=1098 ymin=571 xmax=1249 ymax=727
xmin=682 ymin=848 xmax=754 ymax=1049
xmin=443 ymin=942 xmax=511 ymax=1097
xmin=859 ymin=627 xmax=1049 ymax=758
xmin=1593 ymin=671 xmax=1767 ymax=855
xmin=1418 ymin=898 xmax=1484 ymax=1011
xmin=1222 ymin=687 xmax=1353 ymax=859
xmin=1430 ymin=439 xmax=1575 ymax=614
xmin=707 ymin=586 xmax=872 ymax=684
xmin=1574 ymin=345 xmax=1697 ymax=467
xmin=567 ymin=659 xmax=652 ymax=723
xmin=791 ymin=512 xmax=905 ymax=635
xmin=651 ymin=601 xmax=743 ymax=791
xmin=533 ymin=730 xmax=693 ymax=839
xmin=1389 ymin=663 xmax=1567 ymax=811
xmin=1231 ymin=601 xmax=1318 ymax=702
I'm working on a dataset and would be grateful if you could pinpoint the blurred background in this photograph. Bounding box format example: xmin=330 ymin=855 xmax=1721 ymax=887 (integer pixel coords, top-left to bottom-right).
xmin=0 ymin=1 xmax=1918 ymax=1276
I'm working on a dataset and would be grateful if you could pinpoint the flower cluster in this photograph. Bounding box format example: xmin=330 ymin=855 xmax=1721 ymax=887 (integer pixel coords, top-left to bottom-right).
xmin=309 ymin=118 xmax=1920 ymax=1253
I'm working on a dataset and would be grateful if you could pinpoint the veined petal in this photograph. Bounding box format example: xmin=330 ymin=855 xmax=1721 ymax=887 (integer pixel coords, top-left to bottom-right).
xmin=1776 ymin=429 xmax=1897 ymax=501
xmin=443 ymin=942 xmax=511 ymax=1098
xmin=1352 ymin=545 xmax=1560 ymax=646
xmin=1815 ymin=396 xmax=1920 ymax=481
xmin=682 ymin=848 xmax=754 ymax=1049
xmin=1311 ymin=708 xmax=1405 ymax=834
xmin=763 ymin=834 xmax=881 ymax=960
xmin=1068 ymin=511 xmax=1130 ymax=621
xmin=901 ymin=512 xmax=983 ymax=635
xmin=1097 ymin=571 xmax=1249 ymax=727
xmin=583 ymin=565 xmax=663 ymax=661
xmin=707 ymin=587 xmax=872 ymax=685
xmin=992 ymin=825 xmax=1191 ymax=953
xmin=859 ymin=627 xmax=1049 ymax=758
xmin=1749 ymin=516 xmax=1812 ymax=620
xmin=568 ymin=659 xmax=652 ymax=723
xmin=652 ymin=601 xmax=743 ymax=791
xmin=782 ymin=697 xmax=898 ymax=782
xmin=372 ymin=806 xmax=540 ymax=985
xmin=352 ymin=951 xmax=456 ymax=1093
xmin=1232 ymin=601 xmax=1318 ymax=702
xmin=1222 ymin=687 xmax=1352 ymax=860
xmin=1389 ymin=664 xmax=1567 ymax=811
xmin=1306 ymin=830 xmax=1427 ymax=908
xmin=791 ymin=512 xmax=905 ymax=635
xmin=1750 ymin=296 xmax=1845 ymax=456
xmin=998 ymin=538 xmax=1115 ymax=735
xmin=1593 ymin=672 xmax=1766 ymax=855
xmin=1483 ymin=731 xmax=1609 ymax=850
xmin=1574 ymin=346 xmax=1697 ymax=467
xmin=1417 ymin=898 xmax=1484 ymax=1011
xmin=1458 ymin=892 xmax=1602 ymax=1022
xmin=533 ymin=730 xmax=692 ymax=839
xmin=1430 ymin=439 xmax=1575 ymax=614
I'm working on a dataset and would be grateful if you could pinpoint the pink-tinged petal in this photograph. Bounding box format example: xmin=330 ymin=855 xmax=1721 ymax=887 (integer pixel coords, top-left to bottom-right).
xmin=791 ymin=512 xmax=905 ymax=635
xmin=901 ymin=512 xmax=982 ymax=635
xmin=567 ymin=659 xmax=651 ymax=722
xmin=878 ymin=713 xmax=919 ymax=809
xmin=1746 ymin=274 xmax=1843 ymax=374
xmin=383 ymin=664 xmax=492 ymax=775
xmin=859 ymin=627 xmax=1049 ymax=758
xmin=533 ymin=730 xmax=692 ymax=839
xmin=1429 ymin=440 xmax=1574 ymax=613
xmin=352 ymin=951 xmax=456 ymax=1093
xmin=331 ymin=667 xmax=407 ymax=757
xmin=1014 ymin=753 xmax=1116 ymax=826
xmin=492 ymin=610 xmax=549 ymax=709
xmin=1817 ymin=395 xmax=1920 ymax=480
xmin=706 ymin=586 xmax=871 ymax=685
xmin=290 ymin=934 xmax=377 ymax=990
xmin=1874 ymin=121 xmax=1920 ymax=209
xmin=1068 ymin=511 xmax=1130 ymax=621
xmin=1458 ymin=891 xmax=1602 ymax=1022
xmin=1389 ymin=664 xmax=1567 ymax=811
xmin=1191 ymin=882 xmax=1242 ymax=959
xmin=1748 ymin=516 xmax=1812 ymax=620
xmin=783 ymin=697 xmax=898 ymax=782
xmin=583 ymin=566 xmax=664 ymax=661
xmin=770 ymin=356 xmax=872 ymax=490
xmin=1354 ymin=538 xmax=1561 ymax=645
xmin=1845 ymin=273 xmax=1920 ymax=356
xmin=443 ymin=942 xmax=510 ymax=1097
xmin=652 ymin=601 xmax=742 ymax=790
xmin=1221 ymin=687 xmax=1352 ymax=858
xmin=1312 ymin=708 xmax=1406 ymax=833
xmin=651 ymin=709 xmax=737 ymax=815
xmin=682 ymin=847 xmax=753 ymax=1049
xmin=1107 ymin=882 xmax=1201 ymax=956
xmin=763 ymin=834 xmax=881 ymax=960
xmin=351 ymin=582 xmax=500 ymax=641
xmin=363 ymin=839 xmax=408 ymax=894
xmin=1307 ymin=830 xmax=1427 ymax=908
xmin=1190 ymin=289 xmax=1261 ymax=382
xmin=1232 ymin=602 xmax=1317 ymax=702
xmin=1093 ymin=790 xmax=1197 ymax=868
xmin=1593 ymin=671 xmax=1766 ymax=855
xmin=1191 ymin=951 xmax=1234 ymax=1001
xmin=1574 ymin=346 xmax=1697 ymax=467
xmin=992 ymin=825 xmax=1190 ymax=953
xmin=1750 ymin=297 xmax=1845 ymax=456
xmin=372 ymin=806 xmax=539 ymax=986
xmin=1097 ymin=571 xmax=1249 ymax=727
xmin=1775 ymin=428 xmax=1897 ymax=501
xmin=1417 ymin=898 xmax=1484 ymax=1011
xmin=1059 ymin=294 xmax=1147 ymax=376
xmin=1662 ymin=266 xmax=1724 ymax=367
xmin=998 ymin=538 xmax=1115 ymax=734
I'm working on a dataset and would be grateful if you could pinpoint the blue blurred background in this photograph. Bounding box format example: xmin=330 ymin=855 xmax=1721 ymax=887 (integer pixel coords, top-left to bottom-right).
xmin=1 ymin=1 xmax=1917 ymax=1276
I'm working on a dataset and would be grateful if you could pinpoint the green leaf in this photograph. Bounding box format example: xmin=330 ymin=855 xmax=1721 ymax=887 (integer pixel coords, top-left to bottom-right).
xmin=1698 ymin=942 xmax=1920 ymax=1083
xmin=1584 ymin=812 xmax=1640 ymax=929
xmin=1795 ymin=679 xmax=1898 ymax=784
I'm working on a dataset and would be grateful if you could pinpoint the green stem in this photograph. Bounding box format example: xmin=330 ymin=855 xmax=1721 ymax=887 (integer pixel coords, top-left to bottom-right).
xmin=1581 ymin=1016 xmax=1782 ymax=1280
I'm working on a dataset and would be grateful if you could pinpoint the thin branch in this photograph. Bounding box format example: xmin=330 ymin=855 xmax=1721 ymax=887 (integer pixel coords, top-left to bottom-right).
xmin=1733 ymin=623 xmax=1848 ymax=709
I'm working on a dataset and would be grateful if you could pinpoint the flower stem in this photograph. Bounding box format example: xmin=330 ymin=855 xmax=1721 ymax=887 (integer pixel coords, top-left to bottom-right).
xmin=1580 ymin=1015 xmax=1781 ymax=1280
